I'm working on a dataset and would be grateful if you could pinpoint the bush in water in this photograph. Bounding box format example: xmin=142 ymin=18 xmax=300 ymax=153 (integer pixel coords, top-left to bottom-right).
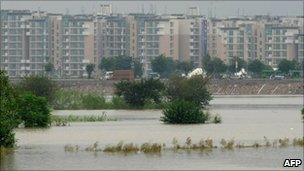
xmin=17 ymin=93 xmax=51 ymax=128
xmin=161 ymin=100 xmax=208 ymax=124
xmin=18 ymin=75 xmax=57 ymax=103
xmin=0 ymin=70 xmax=19 ymax=148
xmin=166 ymin=75 xmax=212 ymax=108
xmin=115 ymin=78 xmax=165 ymax=108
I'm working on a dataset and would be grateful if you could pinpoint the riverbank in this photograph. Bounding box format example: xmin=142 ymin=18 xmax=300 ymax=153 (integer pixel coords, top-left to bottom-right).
xmin=11 ymin=79 xmax=300 ymax=95
xmin=9 ymin=78 xmax=304 ymax=95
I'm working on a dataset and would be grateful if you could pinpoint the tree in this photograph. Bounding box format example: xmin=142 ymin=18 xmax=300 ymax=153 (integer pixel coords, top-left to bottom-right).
xmin=115 ymin=78 xmax=165 ymax=107
xmin=161 ymin=100 xmax=208 ymax=124
xmin=248 ymin=59 xmax=267 ymax=77
xmin=278 ymin=59 xmax=298 ymax=74
xmin=0 ymin=70 xmax=19 ymax=148
xmin=44 ymin=62 xmax=54 ymax=77
xmin=99 ymin=58 xmax=115 ymax=71
xmin=86 ymin=64 xmax=95 ymax=79
xmin=151 ymin=55 xmax=175 ymax=78
xmin=18 ymin=75 xmax=57 ymax=102
xmin=133 ymin=58 xmax=143 ymax=78
xmin=176 ymin=61 xmax=193 ymax=74
xmin=115 ymin=56 xmax=132 ymax=70
xmin=203 ymin=57 xmax=227 ymax=77
xmin=17 ymin=93 xmax=51 ymax=128
xmin=166 ymin=75 xmax=212 ymax=108
xmin=228 ymin=57 xmax=247 ymax=73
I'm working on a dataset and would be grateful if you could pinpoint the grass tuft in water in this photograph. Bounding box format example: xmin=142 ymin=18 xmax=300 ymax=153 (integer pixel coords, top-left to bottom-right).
xmin=292 ymin=138 xmax=304 ymax=147
xmin=51 ymin=112 xmax=117 ymax=126
xmin=278 ymin=138 xmax=289 ymax=147
xmin=85 ymin=142 xmax=101 ymax=152
xmin=140 ymin=143 xmax=162 ymax=153
xmin=171 ymin=137 xmax=214 ymax=150
xmin=64 ymin=144 xmax=79 ymax=152
xmin=103 ymin=142 xmax=139 ymax=153
xmin=220 ymin=139 xmax=235 ymax=150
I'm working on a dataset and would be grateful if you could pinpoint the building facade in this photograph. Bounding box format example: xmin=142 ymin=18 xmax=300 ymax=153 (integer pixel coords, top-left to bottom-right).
xmin=1 ymin=8 xmax=303 ymax=78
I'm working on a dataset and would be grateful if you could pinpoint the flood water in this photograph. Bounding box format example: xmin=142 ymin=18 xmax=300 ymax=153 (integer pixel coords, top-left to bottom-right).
xmin=1 ymin=96 xmax=303 ymax=170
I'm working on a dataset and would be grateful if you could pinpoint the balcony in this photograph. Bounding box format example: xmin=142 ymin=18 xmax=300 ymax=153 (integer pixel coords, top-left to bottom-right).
xmin=82 ymin=59 xmax=89 ymax=63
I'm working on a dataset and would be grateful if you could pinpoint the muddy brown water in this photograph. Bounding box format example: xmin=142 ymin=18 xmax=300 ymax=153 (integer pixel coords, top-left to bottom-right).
xmin=1 ymin=96 xmax=303 ymax=170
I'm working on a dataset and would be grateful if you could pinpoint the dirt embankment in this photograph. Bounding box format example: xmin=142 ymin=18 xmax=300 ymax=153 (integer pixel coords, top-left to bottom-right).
xmin=48 ymin=79 xmax=303 ymax=95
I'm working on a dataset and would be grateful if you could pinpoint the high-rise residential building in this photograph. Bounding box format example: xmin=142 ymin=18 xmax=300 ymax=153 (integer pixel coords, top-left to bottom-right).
xmin=1 ymin=8 xmax=303 ymax=78
xmin=48 ymin=14 xmax=63 ymax=76
xmin=295 ymin=33 xmax=304 ymax=63
xmin=98 ymin=4 xmax=112 ymax=16
xmin=264 ymin=24 xmax=299 ymax=65
xmin=61 ymin=15 xmax=95 ymax=78
xmin=1 ymin=10 xmax=49 ymax=77
xmin=133 ymin=14 xmax=207 ymax=75
xmin=207 ymin=16 xmax=304 ymax=66
xmin=101 ymin=15 xmax=130 ymax=58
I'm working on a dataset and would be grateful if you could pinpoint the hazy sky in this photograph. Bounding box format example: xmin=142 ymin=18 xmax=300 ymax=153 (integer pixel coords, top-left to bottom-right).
xmin=1 ymin=1 xmax=303 ymax=17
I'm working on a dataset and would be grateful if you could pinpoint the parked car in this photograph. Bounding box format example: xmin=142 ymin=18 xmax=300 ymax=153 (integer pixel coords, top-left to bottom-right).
xmin=104 ymin=71 xmax=114 ymax=80
xmin=148 ymin=72 xmax=160 ymax=79
xmin=273 ymin=75 xmax=285 ymax=80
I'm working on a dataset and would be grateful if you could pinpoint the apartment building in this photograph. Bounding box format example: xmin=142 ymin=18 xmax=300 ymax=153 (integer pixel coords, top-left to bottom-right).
xmin=135 ymin=14 xmax=207 ymax=75
xmin=1 ymin=8 xmax=303 ymax=78
xmin=1 ymin=10 xmax=49 ymax=77
xmin=264 ymin=25 xmax=299 ymax=65
xmin=207 ymin=16 xmax=304 ymax=66
xmin=48 ymin=14 xmax=62 ymax=75
xmin=61 ymin=15 xmax=95 ymax=78
xmin=101 ymin=15 xmax=130 ymax=58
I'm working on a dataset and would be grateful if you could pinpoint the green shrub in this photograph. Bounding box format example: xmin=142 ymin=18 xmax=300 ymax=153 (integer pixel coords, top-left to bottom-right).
xmin=166 ymin=75 xmax=212 ymax=108
xmin=111 ymin=96 xmax=129 ymax=109
xmin=301 ymin=108 xmax=304 ymax=120
xmin=161 ymin=100 xmax=208 ymax=124
xmin=52 ymin=90 xmax=83 ymax=110
xmin=17 ymin=93 xmax=51 ymax=128
xmin=115 ymin=78 xmax=165 ymax=108
xmin=18 ymin=75 xmax=57 ymax=102
xmin=81 ymin=93 xmax=106 ymax=109
xmin=0 ymin=70 xmax=19 ymax=148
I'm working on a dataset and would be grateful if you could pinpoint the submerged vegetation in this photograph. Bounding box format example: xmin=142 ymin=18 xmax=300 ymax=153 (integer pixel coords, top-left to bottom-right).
xmin=161 ymin=100 xmax=208 ymax=124
xmin=161 ymin=75 xmax=214 ymax=124
xmin=52 ymin=90 xmax=163 ymax=110
xmin=0 ymin=71 xmax=20 ymax=148
xmin=17 ymin=93 xmax=51 ymax=128
xmin=51 ymin=113 xmax=116 ymax=126
xmin=63 ymin=137 xmax=304 ymax=154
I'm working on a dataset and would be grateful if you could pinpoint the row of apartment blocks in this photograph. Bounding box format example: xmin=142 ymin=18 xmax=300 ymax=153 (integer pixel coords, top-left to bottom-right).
xmin=208 ymin=16 xmax=304 ymax=66
xmin=0 ymin=8 xmax=303 ymax=78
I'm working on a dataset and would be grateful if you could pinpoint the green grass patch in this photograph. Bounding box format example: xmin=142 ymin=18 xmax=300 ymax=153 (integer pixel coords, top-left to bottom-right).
xmin=51 ymin=113 xmax=117 ymax=126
